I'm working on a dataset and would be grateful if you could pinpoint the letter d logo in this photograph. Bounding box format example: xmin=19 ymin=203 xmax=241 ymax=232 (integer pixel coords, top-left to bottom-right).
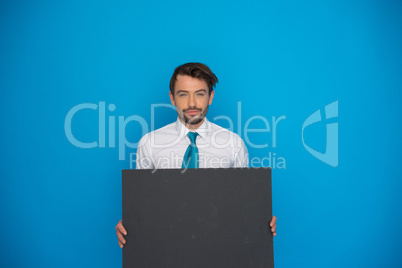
xmin=302 ymin=101 xmax=338 ymax=167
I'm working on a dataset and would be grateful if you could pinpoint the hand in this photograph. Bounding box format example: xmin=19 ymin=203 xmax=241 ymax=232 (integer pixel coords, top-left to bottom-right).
xmin=115 ymin=219 xmax=127 ymax=248
xmin=270 ymin=216 xmax=277 ymax=236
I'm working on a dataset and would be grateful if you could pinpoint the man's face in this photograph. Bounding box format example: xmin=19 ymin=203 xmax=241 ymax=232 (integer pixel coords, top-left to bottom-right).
xmin=169 ymin=74 xmax=215 ymax=128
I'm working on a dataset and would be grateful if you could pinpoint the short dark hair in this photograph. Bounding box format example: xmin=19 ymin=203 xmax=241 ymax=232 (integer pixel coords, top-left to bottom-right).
xmin=169 ymin=62 xmax=218 ymax=95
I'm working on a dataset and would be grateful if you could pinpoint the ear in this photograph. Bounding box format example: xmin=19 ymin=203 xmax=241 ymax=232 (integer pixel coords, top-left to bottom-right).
xmin=169 ymin=91 xmax=176 ymax=106
xmin=208 ymin=90 xmax=215 ymax=105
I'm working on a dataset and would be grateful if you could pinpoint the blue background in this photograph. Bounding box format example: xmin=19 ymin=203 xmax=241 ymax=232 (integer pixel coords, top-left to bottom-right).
xmin=1 ymin=0 xmax=401 ymax=267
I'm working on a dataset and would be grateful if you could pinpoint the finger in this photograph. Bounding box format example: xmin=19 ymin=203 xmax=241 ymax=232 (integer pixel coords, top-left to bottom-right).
xmin=273 ymin=231 xmax=277 ymax=236
xmin=270 ymin=216 xmax=277 ymax=227
xmin=116 ymin=231 xmax=127 ymax=244
xmin=118 ymin=241 xmax=124 ymax=248
xmin=116 ymin=220 xmax=127 ymax=234
xmin=271 ymin=224 xmax=276 ymax=233
xmin=116 ymin=221 xmax=127 ymax=235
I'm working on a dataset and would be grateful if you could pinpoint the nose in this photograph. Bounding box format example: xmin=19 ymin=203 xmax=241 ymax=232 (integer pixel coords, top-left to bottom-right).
xmin=188 ymin=94 xmax=195 ymax=108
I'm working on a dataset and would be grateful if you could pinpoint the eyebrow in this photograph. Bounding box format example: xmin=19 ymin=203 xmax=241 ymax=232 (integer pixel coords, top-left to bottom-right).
xmin=176 ymin=89 xmax=207 ymax=94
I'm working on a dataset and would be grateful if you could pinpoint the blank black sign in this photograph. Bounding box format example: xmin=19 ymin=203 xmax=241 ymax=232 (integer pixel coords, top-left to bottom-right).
xmin=122 ymin=168 xmax=273 ymax=268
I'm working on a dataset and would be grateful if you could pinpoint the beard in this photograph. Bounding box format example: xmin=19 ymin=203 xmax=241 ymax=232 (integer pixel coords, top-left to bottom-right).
xmin=177 ymin=105 xmax=209 ymax=125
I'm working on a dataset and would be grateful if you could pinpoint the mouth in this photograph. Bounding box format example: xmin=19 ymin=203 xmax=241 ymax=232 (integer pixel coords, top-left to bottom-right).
xmin=185 ymin=110 xmax=201 ymax=116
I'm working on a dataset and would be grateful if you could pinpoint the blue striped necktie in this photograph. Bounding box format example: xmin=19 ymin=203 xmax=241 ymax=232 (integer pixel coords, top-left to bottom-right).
xmin=182 ymin=132 xmax=199 ymax=169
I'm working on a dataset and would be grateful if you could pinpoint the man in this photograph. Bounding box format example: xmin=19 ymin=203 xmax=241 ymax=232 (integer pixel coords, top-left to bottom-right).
xmin=116 ymin=62 xmax=277 ymax=248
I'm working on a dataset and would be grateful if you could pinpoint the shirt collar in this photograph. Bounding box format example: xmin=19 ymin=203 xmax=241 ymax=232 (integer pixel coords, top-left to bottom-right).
xmin=175 ymin=117 xmax=210 ymax=141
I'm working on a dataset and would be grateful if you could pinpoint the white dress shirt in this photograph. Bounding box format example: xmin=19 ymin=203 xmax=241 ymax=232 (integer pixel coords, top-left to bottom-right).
xmin=136 ymin=117 xmax=249 ymax=169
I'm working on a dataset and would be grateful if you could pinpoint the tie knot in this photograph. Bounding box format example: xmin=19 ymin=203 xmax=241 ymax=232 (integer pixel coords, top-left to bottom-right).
xmin=187 ymin=132 xmax=199 ymax=145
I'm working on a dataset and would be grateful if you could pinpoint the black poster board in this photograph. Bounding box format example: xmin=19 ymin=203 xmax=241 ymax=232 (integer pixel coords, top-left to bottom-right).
xmin=122 ymin=168 xmax=273 ymax=268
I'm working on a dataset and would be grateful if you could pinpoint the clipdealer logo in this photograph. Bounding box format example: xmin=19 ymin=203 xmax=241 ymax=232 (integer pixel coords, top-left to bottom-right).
xmin=63 ymin=101 xmax=339 ymax=168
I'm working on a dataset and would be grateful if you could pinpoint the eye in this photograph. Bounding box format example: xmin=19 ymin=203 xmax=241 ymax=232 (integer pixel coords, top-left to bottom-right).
xmin=197 ymin=93 xmax=205 ymax=96
xmin=179 ymin=93 xmax=188 ymax=97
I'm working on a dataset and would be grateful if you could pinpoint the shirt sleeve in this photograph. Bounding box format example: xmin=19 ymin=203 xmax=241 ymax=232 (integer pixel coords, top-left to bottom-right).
xmin=233 ymin=137 xmax=249 ymax=168
xmin=136 ymin=134 xmax=155 ymax=169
